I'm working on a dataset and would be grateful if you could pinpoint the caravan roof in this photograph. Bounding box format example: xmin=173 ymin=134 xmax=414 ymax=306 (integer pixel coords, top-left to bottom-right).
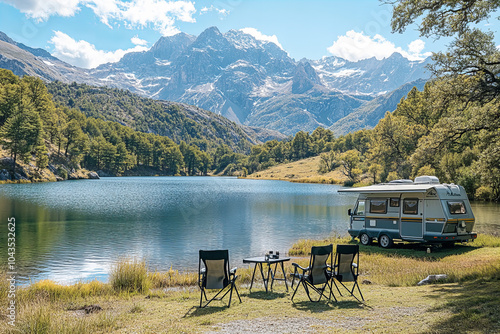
xmin=338 ymin=183 xmax=437 ymax=194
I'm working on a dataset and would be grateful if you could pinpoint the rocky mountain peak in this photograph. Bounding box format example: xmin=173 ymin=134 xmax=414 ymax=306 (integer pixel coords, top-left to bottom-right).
xmin=292 ymin=61 xmax=322 ymax=94
xmin=150 ymin=32 xmax=195 ymax=59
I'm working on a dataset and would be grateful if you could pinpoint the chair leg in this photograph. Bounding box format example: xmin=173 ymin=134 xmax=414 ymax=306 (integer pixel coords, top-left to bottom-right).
xmin=228 ymin=283 xmax=233 ymax=308
xmin=354 ymin=281 xmax=364 ymax=301
xmin=290 ymin=278 xmax=302 ymax=303
xmin=332 ymin=279 xmax=342 ymax=296
xmin=234 ymin=283 xmax=242 ymax=303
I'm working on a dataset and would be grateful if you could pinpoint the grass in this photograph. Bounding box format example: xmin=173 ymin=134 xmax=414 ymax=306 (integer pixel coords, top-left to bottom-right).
xmin=245 ymin=156 xmax=346 ymax=184
xmin=1 ymin=235 xmax=499 ymax=333
xmin=109 ymin=258 xmax=150 ymax=293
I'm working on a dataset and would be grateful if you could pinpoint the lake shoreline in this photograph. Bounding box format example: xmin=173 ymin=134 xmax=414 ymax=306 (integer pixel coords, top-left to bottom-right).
xmin=2 ymin=234 xmax=499 ymax=333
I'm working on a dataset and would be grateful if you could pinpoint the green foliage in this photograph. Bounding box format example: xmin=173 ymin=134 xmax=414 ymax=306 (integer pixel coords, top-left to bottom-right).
xmin=46 ymin=81 xmax=255 ymax=153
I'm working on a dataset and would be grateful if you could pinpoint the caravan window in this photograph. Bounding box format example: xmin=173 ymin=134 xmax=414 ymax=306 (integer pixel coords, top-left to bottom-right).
xmin=448 ymin=201 xmax=467 ymax=214
xmin=390 ymin=198 xmax=400 ymax=207
xmin=354 ymin=200 xmax=365 ymax=215
xmin=370 ymin=200 xmax=387 ymax=214
xmin=403 ymin=199 xmax=419 ymax=215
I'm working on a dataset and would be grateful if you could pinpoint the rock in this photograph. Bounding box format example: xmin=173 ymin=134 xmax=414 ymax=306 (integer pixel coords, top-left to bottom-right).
xmin=55 ymin=176 xmax=64 ymax=181
xmin=362 ymin=279 xmax=372 ymax=285
xmin=81 ymin=305 xmax=102 ymax=314
xmin=96 ymin=170 xmax=111 ymax=177
xmin=0 ymin=169 xmax=10 ymax=180
xmin=88 ymin=172 xmax=100 ymax=179
xmin=68 ymin=173 xmax=79 ymax=180
xmin=417 ymin=274 xmax=448 ymax=286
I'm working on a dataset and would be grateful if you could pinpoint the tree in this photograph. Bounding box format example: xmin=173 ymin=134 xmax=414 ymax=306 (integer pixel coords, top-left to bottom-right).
xmin=339 ymin=150 xmax=362 ymax=183
xmin=368 ymin=163 xmax=383 ymax=184
xmin=389 ymin=0 xmax=500 ymax=102
xmin=318 ymin=151 xmax=338 ymax=174
xmin=290 ymin=131 xmax=311 ymax=160
xmin=0 ymin=99 xmax=43 ymax=177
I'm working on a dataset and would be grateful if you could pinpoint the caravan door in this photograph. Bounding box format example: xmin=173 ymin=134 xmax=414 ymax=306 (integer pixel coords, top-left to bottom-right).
xmin=400 ymin=196 xmax=423 ymax=239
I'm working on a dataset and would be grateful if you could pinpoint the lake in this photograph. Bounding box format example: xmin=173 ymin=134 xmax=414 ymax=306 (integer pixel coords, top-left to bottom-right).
xmin=0 ymin=177 xmax=498 ymax=284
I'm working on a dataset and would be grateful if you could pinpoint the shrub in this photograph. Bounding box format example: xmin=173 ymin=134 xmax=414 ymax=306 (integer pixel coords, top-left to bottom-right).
xmin=475 ymin=186 xmax=494 ymax=201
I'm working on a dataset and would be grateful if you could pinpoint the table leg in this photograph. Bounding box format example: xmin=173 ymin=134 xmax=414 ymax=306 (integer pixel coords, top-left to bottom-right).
xmin=258 ymin=263 xmax=269 ymax=292
xmin=280 ymin=261 xmax=289 ymax=292
xmin=270 ymin=263 xmax=277 ymax=291
xmin=249 ymin=263 xmax=258 ymax=292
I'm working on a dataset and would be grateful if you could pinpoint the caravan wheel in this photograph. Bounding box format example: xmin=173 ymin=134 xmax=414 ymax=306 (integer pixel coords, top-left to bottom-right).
xmin=379 ymin=234 xmax=393 ymax=248
xmin=360 ymin=233 xmax=372 ymax=246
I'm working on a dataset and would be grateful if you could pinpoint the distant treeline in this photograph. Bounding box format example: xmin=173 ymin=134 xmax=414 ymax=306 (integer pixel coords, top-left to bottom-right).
xmin=0 ymin=68 xmax=498 ymax=200
xmin=0 ymin=70 xmax=229 ymax=177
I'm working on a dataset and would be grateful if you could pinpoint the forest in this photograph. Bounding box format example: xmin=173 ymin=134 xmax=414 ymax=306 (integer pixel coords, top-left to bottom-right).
xmin=0 ymin=1 xmax=498 ymax=201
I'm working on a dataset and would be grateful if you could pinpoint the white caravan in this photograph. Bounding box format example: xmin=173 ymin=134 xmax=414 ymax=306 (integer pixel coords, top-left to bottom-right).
xmin=338 ymin=176 xmax=477 ymax=248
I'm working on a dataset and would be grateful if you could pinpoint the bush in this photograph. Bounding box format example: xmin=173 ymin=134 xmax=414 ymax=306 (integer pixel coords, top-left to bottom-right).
xmin=475 ymin=186 xmax=494 ymax=201
xmin=109 ymin=258 xmax=150 ymax=293
xmin=57 ymin=167 xmax=68 ymax=180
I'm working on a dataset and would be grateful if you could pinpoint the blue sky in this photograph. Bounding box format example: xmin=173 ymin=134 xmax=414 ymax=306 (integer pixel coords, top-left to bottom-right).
xmin=1 ymin=0 xmax=498 ymax=69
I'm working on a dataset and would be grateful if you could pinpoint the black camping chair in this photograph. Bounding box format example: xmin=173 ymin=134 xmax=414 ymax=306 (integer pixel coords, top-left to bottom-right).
xmin=290 ymin=244 xmax=335 ymax=303
xmin=331 ymin=244 xmax=364 ymax=302
xmin=198 ymin=249 xmax=241 ymax=308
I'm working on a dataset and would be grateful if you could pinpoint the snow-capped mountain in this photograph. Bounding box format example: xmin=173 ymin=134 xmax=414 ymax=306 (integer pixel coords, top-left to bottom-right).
xmin=0 ymin=27 xmax=431 ymax=135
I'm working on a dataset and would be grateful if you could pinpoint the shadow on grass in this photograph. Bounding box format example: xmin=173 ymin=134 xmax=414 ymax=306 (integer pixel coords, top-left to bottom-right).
xmin=183 ymin=304 xmax=233 ymax=318
xmin=423 ymin=277 xmax=500 ymax=333
xmin=244 ymin=291 xmax=287 ymax=300
xmin=358 ymin=241 xmax=478 ymax=259
xmin=291 ymin=299 xmax=364 ymax=312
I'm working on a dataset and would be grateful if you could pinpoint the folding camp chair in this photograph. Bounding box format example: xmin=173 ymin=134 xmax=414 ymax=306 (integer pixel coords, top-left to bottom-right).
xmin=290 ymin=244 xmax=335 ymax=303
xmin=198 ymin=249 xmax=241 ymax=308
xmin=331 ymin=244 xmax=364 ymax=302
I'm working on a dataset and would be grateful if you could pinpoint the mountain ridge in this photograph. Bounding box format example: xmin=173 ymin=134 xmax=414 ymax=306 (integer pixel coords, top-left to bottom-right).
xmin=0 ymin=28 xmax=430 ymax=136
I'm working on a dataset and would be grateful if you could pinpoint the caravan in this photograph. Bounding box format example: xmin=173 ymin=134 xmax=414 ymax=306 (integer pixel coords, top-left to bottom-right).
xmin=339 ymin=176 xmax=477 ymax=248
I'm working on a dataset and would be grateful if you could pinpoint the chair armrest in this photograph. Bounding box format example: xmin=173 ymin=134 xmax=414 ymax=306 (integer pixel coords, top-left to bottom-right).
xmin=352 ymin=263 xmax=358 ymax=268
xmin=230 ymin=267 xmax=237 ymax=275
xmin=200 ymin=268 xmax=206 ymax=274
xmin=292 ymin=263 xmax=309 ymax=272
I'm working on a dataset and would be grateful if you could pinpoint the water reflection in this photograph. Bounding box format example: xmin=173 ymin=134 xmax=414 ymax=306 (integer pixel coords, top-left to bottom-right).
xmin=0 ymin=178 xmax=497 ymax=284
xmin=0 ymin=177 xmax=357 ymax=284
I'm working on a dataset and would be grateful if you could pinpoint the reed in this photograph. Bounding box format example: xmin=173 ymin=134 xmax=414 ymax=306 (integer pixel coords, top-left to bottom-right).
xmin=288 ymin=235 xmax=353 ymax=255
xmin=109 ymin=258 xmax=150 ymax=293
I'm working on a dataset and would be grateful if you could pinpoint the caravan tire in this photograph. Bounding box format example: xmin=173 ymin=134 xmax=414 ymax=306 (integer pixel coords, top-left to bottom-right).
xmin=379 ymin=234 xmax=393 ymax=249
xmin=360 ymin=233 xmax=372 ymax=246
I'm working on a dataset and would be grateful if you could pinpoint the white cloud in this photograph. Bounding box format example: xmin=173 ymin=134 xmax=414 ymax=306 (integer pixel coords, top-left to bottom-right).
xmin=200 ymin=5 xmax=229 ymax=17
xmin=50 ymin=31 xmax=148 ymax=69
xmin=408 ymin=39 xmax=425 ymax=54
xmin=131 ymin=35 xmax=148 ymax=46
xmin=2 ymin=0 xmax=81 ymax=20
xmin=327 ymin=30 xmax=431 ymax=62
xmin=240 ymin=27 xmax=283 ymax=50
xmin=4 ymin=0 xmax=196 ymax=36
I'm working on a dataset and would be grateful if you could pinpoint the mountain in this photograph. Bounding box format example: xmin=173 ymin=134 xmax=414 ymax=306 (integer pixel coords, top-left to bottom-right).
xmin=309 ymin=53 xmax=431 ymax=95
xmin=0 ymin=28 xmax=431 ymax=136
xmin=46 ymin=81 xmax=287 ymax=151
xmin=0 ymin=32 xmax=99 ymax=85
xmin=88 ymin=27 xmax=430 ymax=135
xmin=329 ymin=79 xmax=427 ymax=135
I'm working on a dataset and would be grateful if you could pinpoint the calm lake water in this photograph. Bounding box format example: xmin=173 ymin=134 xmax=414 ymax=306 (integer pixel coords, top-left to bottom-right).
xmin=0 ymin=177 xmax=498 ymax=284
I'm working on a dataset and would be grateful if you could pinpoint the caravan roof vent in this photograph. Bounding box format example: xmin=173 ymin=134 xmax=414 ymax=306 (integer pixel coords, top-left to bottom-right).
xmin=388 ymin=179 xmax=414 ymax=184
xmin=414 ymin=176 xmax=440 ymax=184
xmin=446 ymin=184 xmax=462 ymax=196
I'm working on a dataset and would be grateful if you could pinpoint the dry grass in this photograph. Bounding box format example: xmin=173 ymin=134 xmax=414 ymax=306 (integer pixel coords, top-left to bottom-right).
xmin=1 ymin=235 xmax=500 ymax=333
xmin=109 ymin=258 xmax=150 ymax=293
xmin=245 ymin=156 xmax=346 ymax=184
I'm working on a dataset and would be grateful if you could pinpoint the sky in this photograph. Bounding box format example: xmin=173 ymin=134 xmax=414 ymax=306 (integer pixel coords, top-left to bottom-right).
xmin=0 ymin=0 xmax=499 ymax=69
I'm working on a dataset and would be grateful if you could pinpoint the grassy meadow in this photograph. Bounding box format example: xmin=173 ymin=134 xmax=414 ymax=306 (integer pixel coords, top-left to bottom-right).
xmin=1 ymin=235 xmax=499 ymax=333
